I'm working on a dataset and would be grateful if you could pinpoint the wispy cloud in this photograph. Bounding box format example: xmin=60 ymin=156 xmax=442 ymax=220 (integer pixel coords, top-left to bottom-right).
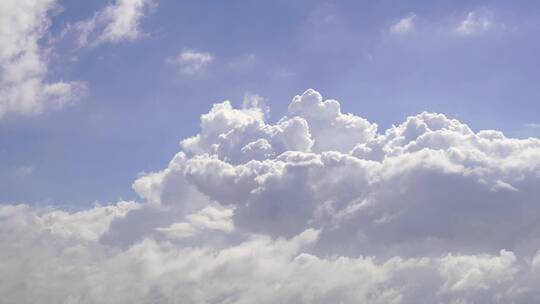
xmin=390 ymin=13 xmax=416 ymax=34
xmin=14 ymin=166 xmax=34 ymax=178
xmin=167 ymin=50 xmax=214 ymax=75
xmin=455 ymin=11 xmax=493 ymax=35
xmin=0 ymin=0 xmax=86 ymax=120
xmin=71 ymin=0 xmax=155 ymax=47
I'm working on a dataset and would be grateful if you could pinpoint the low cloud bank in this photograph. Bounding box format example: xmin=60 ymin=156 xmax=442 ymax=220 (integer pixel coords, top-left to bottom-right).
xmin=3 ymin=89 xmax=540 ymax=303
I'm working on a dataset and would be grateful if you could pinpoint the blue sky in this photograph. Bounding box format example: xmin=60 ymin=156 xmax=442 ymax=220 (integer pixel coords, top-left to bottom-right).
xmin=6 ymin=2 xmax=540 ymax=302
xmin=1 ymin=0 xmax=539 ymax=206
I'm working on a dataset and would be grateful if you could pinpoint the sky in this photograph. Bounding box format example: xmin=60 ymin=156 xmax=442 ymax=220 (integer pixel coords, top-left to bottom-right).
xmin=2 ymin=0 xmax=540 ymax=303
xmin=1 ymin=0 xmax=539 ymax=205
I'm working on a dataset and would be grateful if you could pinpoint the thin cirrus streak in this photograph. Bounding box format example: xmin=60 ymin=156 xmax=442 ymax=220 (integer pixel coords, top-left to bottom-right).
xmin=3 ymin=89 xmax=540 ymax=303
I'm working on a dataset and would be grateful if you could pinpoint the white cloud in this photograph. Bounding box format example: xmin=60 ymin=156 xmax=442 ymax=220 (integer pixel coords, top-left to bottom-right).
xmin=0 ymin=0 xmax=86 ymax=119
xmin=3 ymin=89 xmax=540 ymax=302
xmin=168 ymin=50 xmax=214 ymax=75
xmin=390 ymin=13 xmax=416 ymax=34
xmin=155 ymin=206 xmax=234 ymax=240
xmin=73 ymin=0 xmax=154 ymax=47
xmin=288 ymin=89 xmax=377 ymax=152
xmin=455 ymin=11 xmax=493 ymax=35
xmin=1 ymin=203 xmax=539 ymax=303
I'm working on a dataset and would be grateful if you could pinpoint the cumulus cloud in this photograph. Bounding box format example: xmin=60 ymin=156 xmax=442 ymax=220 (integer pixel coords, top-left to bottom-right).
xmin=72 ymin=0 xmax=154 ymax=47
xmin=4 ymin=89 xmax=540 ymax=302
xmin=390 ymin=13 xmax=416 ymax=34
xmin=0 ymin=0 xmax=86 ymax=119
xmin=167 ymin=50 xmax=214 ymax=75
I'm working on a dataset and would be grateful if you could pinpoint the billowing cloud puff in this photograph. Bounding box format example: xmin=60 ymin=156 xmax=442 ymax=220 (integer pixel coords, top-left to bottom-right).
xmin=3 ymin=89 xmax=540 ymax=302
xmin=180 ymin=99 xmax=313 ymax=163
xmin=287 ymin=89 xmax=377 ymax=153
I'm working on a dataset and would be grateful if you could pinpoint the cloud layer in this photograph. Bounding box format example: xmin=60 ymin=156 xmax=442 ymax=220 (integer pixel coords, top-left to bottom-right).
xmin=3 ymin=89 xmax=540 ymax=303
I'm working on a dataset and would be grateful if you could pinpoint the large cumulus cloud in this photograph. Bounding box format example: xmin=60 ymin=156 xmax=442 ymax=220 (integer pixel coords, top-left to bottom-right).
xmin=3 ymin=89 xmax=540 ymax=303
